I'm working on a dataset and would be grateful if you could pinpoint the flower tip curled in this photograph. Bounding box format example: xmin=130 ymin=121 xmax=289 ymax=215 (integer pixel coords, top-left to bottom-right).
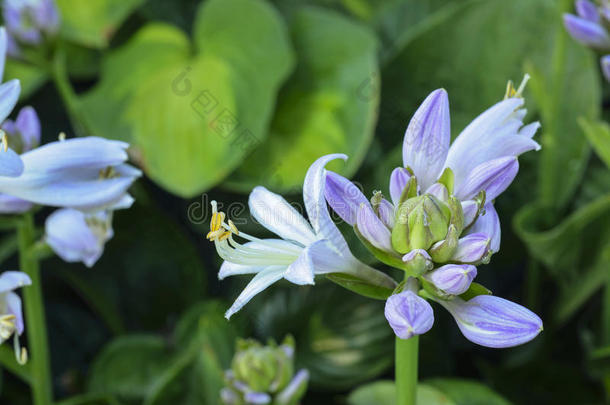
xmin=385 ymin=290 xmax=434 ymax=340
xmin=441 ymin=295 xmax=543 ymax=348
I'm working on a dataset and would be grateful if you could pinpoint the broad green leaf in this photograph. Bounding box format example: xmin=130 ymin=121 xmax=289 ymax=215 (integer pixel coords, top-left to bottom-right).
xmin=80 ymin=0 xmax=294 ymax=197
xmin=459 ymin=282 xmax=492 ymax=301
xmin=226 ymin=6 xmax=378 ymax=193
xmin=579 ymin=118 xmax=610 ymax=169
xmin=4 ymin=59 xmax=48 ymax=100
xmin=57 ymin=0 xmax=145 ymax=48
xmin=426 ymin=378 xmax=512 ymax=405
xmin=251 ymin=284 xmax=393 ymax=390
xmin=88 ymin=335 xmax=172 ymax=399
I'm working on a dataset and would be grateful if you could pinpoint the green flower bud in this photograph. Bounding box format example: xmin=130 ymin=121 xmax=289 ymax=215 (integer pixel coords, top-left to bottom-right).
xmin=224 ymin=336 xmax=306 ymax=405
xmin=392 ymin=194 xmax=451 ymax=253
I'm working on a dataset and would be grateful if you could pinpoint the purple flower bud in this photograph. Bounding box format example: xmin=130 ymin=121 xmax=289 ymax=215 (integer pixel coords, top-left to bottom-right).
xmin=468 ymin=203 xmax=500 ymax=252
xmin=385 ymin=289 xmax=434 ymax=339
xmin=325 ymin=170 xmax=367 ymax=226
xmin=389 ymin=167 xmax=411 ymax=205
xmin=438 ymin=295 xmax=543 ymax=348
xmin=452 ymin=233 xmax=490 ymax=263
xmin=461 ymin=200 xmax=478 ymax=228
xmin=356 ymin=202 xmax=393 ymax=252
xmin=601 ymin=55 xmax=610 ymax=82
xmin=402 ymin=249 xmax=433 ymax=274
xmin=563 ymin=13 xmax=610 ymax=49
xmin=403 ymin=89 xmax=450 ymax=191
xmin=376 ymin=198 xmax=395 ymax=229
xmin=576 ymin=0 xmax=600 ymax=22
xmin=2 ymin=106 xmax=41 ymax=153
xmin=424 ymin=264 xmax=477 ymax=295
xmin=244 ymin=392 xmax=271 ymax=404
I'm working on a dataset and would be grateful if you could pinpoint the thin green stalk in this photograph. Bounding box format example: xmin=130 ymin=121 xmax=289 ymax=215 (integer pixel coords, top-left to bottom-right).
xmin=603 ymin=274 xmax=610 ymax=345
xmin=17 ymin=213 xmax=53 ymax=405
xmin=396 ymin=335 xmax=418 ymax=405
xmin=51 ymin=48 xmax=88 ymax=137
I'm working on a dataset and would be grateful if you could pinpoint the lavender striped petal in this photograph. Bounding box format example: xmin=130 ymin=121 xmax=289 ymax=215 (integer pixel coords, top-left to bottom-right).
xmin=424 ymin=264 xmax=477 ymax=295
xmin=324 ymin=170 xmax=368 ymax=226
xmin=452 ymin=233 xmax=490 ymax=263
xmin=385 ymin=290 xmax=434 ymax=339
xmin=389 ymin=167 xmax=411 ymax=205
xmin=455 ymin=156 xmax=519 ymax=201
xmin=357 ymin=203 xmax=393 ymax=252
xmin=563 ymin=14 xmax=610 ymax=49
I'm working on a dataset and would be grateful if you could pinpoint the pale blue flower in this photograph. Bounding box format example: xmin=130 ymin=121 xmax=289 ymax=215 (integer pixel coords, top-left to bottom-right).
xmin=45 ymin=208 xmax=114 ymax=267
xmin=0 ymin=136 xmax=141 ymax=210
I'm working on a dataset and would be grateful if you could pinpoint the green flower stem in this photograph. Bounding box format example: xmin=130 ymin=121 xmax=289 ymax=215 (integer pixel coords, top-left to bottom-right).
xmin=17 ymin=213 xmax=53 ymax=405
xmin=395 ymin=335 xmax=418 ymax=405
xmin=51 ymin=47 xmax=88 ymax=137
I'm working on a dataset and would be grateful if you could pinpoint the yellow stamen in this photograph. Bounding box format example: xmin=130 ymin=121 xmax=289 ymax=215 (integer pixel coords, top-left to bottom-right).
xmin=58 ymin=132 xmax=66 ymax=141
xmin=0 ymin=130 xmax=7 ymax=152
xmin=228 ymin=220 xmax=239 ymax=235
xmin=210 ymin=211 xmax=225 ymax=233
xmin=504 ymin=74 xmax=530 ymax=99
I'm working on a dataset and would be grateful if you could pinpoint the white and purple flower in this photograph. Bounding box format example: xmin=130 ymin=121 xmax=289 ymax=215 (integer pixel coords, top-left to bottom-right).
xmin=324 ymin=81 xmax=543 ymax=348
xmin=2 ymin=0 xmax=60 ymax=55
xmin=207 ymin=154 xmax=397 ymax=319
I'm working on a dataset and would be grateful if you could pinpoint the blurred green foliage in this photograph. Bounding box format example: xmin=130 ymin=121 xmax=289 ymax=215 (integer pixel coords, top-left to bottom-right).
xmin=1 ymin=0 xmax=609 ymax=404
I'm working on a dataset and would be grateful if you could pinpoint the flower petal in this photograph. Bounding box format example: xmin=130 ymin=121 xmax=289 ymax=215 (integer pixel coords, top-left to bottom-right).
xmin=0 ymin=79 xmax=20 ymax=124
xmin=452 ymin=233 xmax=491 ymax=263
xmin=0 ymin=147 xmax=24 ymax=177
xmin=324 ymin=170 xmax=368 ymax=226
xmin=5 ymin=291 xmax=24 ymax=335
xmin=14 ymin=106 xmax=41 ymax=152
xmin=385 ymin=290 xmax=434 ymax=339
xmin=403 ymin=89 xmax=450 ymax=190
xmin=249 ymin=186 xmax=317 ymax=246
xmin=357 ymin=203 xmax=393 ymax=252
xmin=461 ymin=200 xmax=478 ymax=228
xmin=455 ymin=156 xmax=519 ymax=201
xmin=225 ymin=266 xmax=286 ymax=319
xmin=424 ymin=264 xmax=477 ymax=295
xmin=445 ymin=98 xmax=524 ymax=186
xmin=0 ymin=193 xmax=32 ymax=213
xmin=563 ymin=14 xmax=610 ymax=48
xmin=576 ymin=0 xmax=600 ymax=22
xmin=0 ymin=271 xmax=31 ymax=294
xmin=389 ymin=167 xmax=411 ymax=205
xmin=303 ymin=154 xmax=350 ymax=255
xmin=45 ymin=208 xmax=110 ymax=267
xmin=377 ymin=198 xmax=395 ymax=229
xmin=276 ymin=369 xmax=309 ymax=404
xmin=438 ymin=295 xmax=543 ymax=348
xmin=468 ymin=203 xmax=501 ymax=252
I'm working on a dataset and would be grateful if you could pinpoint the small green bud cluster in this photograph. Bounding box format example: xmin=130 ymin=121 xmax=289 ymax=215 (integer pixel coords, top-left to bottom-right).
xmin=221 ymin=336 xmax=309 ymax=405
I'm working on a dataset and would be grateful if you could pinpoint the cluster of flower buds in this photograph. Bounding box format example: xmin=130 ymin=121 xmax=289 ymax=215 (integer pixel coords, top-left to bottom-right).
xmin=564 ymin=0 xmax=610 ymax=80
xmin=2 ymin=0 xmax=60 ymax=57
xmin=221 ymin=336 xmax=309 ymax=405
xmin=325 ymin=80 xmax=543 ymax=348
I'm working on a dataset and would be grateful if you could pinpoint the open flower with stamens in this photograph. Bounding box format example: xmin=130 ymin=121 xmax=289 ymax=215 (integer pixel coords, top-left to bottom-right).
xmin=324 ymin=78 xmax=543 ymax=348
xmin=208 ymin=154 xmax=397 ymax=319
xmin=0 ymin=270 xmax=31 ymax=364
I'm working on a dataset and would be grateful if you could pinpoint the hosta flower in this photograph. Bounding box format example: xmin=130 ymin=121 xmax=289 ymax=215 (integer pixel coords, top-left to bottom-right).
xmin=0 ymin=136 xmax=141 ymax=211
xmin=564 ymin=0 xmax=610 ymax=81
xmin=221 ymin=336 xmax=309 ymax=405
xmin=326 ymin=80 xmax=543 ymax=347
xmin=2 ymin=0 xmax=60 ymax=46
xmin=0 ymin=270 xmax=31 ymax=364
xmin=207 ymin=154 xmax=396 ymax=319
xmin=385 ymin=277 xmax=434 ymax=339
xmin=45 ymin=208 xmax=114 ymax=267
